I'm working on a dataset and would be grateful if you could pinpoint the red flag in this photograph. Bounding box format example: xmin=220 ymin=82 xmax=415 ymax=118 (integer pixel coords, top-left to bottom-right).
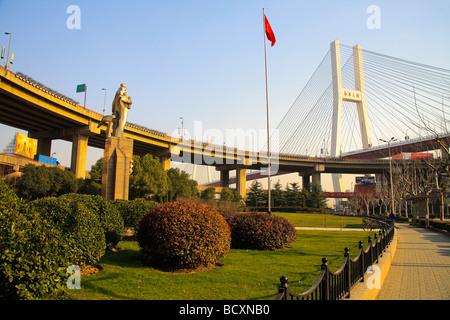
xmin=264 ymin=14 xmax=276 ymax=47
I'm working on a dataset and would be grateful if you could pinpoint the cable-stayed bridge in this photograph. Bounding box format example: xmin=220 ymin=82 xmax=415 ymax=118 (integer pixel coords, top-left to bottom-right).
xmin=1 ymin=40 xmax=449 ymax=199
xmin=206 ymin=40 xmax=450 ymax=190
xmin=273 ymin=41 xmax=450 ymax=158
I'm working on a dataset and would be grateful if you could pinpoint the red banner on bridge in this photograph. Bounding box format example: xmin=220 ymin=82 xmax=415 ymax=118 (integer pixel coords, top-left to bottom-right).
xmin=323 ymin=192 xmax=355 ymax=198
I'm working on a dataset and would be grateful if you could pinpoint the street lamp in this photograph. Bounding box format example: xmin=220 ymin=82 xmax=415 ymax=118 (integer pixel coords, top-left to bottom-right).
xmin=179 ymin=117 xmax=184 ymax=140
xmin=380 ymin=137 xmax=397 ymax=216
xmin=102 ymin=88 xmax=107 ymax=115
xmin=4 ymin=32 xmax=11 ymax=69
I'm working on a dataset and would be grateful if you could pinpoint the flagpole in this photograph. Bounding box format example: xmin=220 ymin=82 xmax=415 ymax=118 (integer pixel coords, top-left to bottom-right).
xmin=263 ymin=8 xmax=271 ymax=214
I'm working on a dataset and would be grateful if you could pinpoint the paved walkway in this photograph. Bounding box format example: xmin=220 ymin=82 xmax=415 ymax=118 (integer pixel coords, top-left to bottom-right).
xmin=376 ymin=223 xmax=450 ymax=300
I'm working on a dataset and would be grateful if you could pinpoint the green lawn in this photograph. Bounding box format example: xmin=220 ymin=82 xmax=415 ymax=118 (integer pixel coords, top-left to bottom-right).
xmin=68 ymin=228 xmax=374 ymax=300
xmin=273 ymin=212 xmax=364 ymax=229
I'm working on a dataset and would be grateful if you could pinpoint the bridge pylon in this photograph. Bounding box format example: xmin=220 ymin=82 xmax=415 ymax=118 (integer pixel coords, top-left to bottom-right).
xmin=330 ymin=40 xmax=372 ymax=192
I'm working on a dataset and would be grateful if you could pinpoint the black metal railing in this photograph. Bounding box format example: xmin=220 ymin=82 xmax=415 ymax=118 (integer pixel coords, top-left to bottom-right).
xmin=275 ymin=218 xmax=394 ymax=300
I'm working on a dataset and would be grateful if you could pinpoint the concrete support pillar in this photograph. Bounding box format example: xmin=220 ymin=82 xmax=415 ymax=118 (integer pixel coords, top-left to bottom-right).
xmin=71 ymin=134 xmax=89 ymax=179
xmin=312 ymin=172 xmax=321 ymax=187
xmin=37 ymin=138 xmax=52 ymax=157
xmin=301 ymin=174 xmax=311 ymax=190
xmin=220 ymin=170 xmax=230 ymax=188
xmin=312 ymin=164 xmax=325 ymax=188
xmin=159 ymin=155 xmax=171 ymax=171
xmin=236 ymin=167 xmax=246 ymax=199
xmin=154 ymin=147 xmax=172 ymax=171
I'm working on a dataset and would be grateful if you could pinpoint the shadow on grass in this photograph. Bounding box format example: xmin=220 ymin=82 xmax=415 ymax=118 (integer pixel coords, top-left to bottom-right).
xmin=102 ymin=248 xmax=143 ymax=269
xmin=79 ymin=274 xmax=136 ymax=300
xmin=345 ymin=223 xmax=363 ymax=229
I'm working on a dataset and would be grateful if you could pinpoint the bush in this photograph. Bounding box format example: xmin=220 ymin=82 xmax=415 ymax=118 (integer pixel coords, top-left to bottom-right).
xmin=137 ymin=200 xmax=231 ymax=270
xmin=227 ymin=213 xmax=297 ymax=250
xmin=217 ymin=209 xmax=242 ymax=224
xmin=111 ymin=198 xmax=159 ymax=231
xmin=60 ymin=194 xmax=124 ymax=249
xmin=0 ymin=181 xmax=66 ymax=299
xmin=31 ymin=196 xmax=106 ymax=266
xmin=200 ymin=187 xmax=216 ymax=200
xmin=431 ymin=220 xmax=450 ymax=232
xmin=13 ymin=164 xmax=78 ymax=200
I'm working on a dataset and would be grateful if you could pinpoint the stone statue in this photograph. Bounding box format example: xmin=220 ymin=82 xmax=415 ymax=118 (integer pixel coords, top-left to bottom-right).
xmin=98 ymin=83 xmax=132 ymax=138
xmin=112 ymin=83 xmax=132 ymax=138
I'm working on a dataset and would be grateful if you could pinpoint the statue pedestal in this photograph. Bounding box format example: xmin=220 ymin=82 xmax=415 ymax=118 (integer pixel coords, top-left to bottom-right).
xmin=101 ymin=136 xmax=133 ymax=200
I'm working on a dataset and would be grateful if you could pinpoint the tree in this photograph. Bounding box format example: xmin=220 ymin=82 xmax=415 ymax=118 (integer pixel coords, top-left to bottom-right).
xmin=89 ymin=157 xmax=103 ymax=182
xmin=167 ymin=167 xmax=197 ymax=201
xmin=285 ymin=182 xmax=302 ymax=206
xmin=301 ymin=187 xmax=311 ymax=207
xmin=231 ymin=190 xmax=243 ymax=203
xmin=245 ymin=181 xmax=264 ymax=207
xmin=310 ymin=184 xmax=326 ymax=208
xmin=271 ymin=180 xmax=284 ymax=207
xmin=220 ymin=187 xmax=234 ymax=202
xmin=201 ymin=187 xmax=216 ymax=200
xmin=13 ymin=164 xmax=78 ymax=200
xmin=129 ymin=154 xmax=169 ymax=201
xmin=78 ymin=158 xmax=102 ymax=195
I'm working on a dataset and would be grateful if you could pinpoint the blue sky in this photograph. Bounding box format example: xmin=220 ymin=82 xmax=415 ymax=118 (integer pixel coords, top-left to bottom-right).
xmin=0 ymin=0 xmax=449 ymax=180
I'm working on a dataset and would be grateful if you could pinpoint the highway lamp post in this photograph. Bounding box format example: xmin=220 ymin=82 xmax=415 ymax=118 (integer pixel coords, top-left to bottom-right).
xmin=4 ymin=32 xmax=11 ymax=70
xmin=380 ymin=137 xmax=397 ymax=216
xmin=180 ymin=117 xmax=184 ymax=141
xmin=102 ymin=88 xmax=107 ymax=115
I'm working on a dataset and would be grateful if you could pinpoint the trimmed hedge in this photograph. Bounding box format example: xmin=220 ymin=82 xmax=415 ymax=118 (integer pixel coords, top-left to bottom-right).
xmin=60 ymin=194 xmax=124 ymax=249
xmin=137 ymin=200 xmax=231 ymax=270
xmin=31 ymin=196 xmax=106 ymax=266
xmin=111 ymin=198 xmax=159 ymax=231
xmin=246 ymin=207 xmax=329 ymax=214
xmin=430 ymin=219 xmax=450 ymax=232
xmin=0 ymin=181 xmax=66 ymax=299
xmin=227 ymin=212 xmax=297 ymax=250
xmin=415 ymin=217 xmax=450 ymax=232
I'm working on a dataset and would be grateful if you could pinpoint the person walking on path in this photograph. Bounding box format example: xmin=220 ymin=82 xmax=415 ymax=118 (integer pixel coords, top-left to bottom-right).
xmin=389 ymin=212 xmax=395 ymax=221
xmin=376 ymin=223 xmax=450 ymax=300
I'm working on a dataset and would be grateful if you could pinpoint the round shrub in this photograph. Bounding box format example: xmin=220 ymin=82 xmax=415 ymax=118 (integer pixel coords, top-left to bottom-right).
xmin=60 ymin=194 xmax=124 ymax=249
xmin=0 ymin=181 xmax=66 ymax=299
xmin=217 ymin=209 xmax=242 ymax=224
xmin=227 ymin=213 xmax=296 ymax=250
xmin=31 ymin=196 xmax=106 ymax=266
xmin=111 ymin=198 xmax=159 ymax=231
xmin=137 ymin=200 xmax=231 ymax=271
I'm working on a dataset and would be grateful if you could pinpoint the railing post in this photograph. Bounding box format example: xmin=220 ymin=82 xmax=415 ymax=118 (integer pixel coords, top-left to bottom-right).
xmin=368 ymin=235 xmax=373 ymax=267
xmin=359 ymin=240 xmax=365 ymax=283
xmin=278 ymin=276 xmax=289 ymax=300
xmin=344 ymin=247 xmax=351 ymax=298
xmin=374 ymin=233 xmax=379 ymax=263
xmin=379 ymin=230 xmax=384 ymax=255
xmin=320 ymin=257 xmax=329 ymax=300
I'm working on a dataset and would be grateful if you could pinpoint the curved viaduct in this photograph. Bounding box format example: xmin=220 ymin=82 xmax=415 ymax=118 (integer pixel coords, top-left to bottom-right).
xmin=0 ymin=67 xmax=429 ymax=197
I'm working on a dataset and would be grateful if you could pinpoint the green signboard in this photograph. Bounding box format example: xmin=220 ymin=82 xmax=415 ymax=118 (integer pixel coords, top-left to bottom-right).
xmin=76 ymin=84 xmax=86 ymax=93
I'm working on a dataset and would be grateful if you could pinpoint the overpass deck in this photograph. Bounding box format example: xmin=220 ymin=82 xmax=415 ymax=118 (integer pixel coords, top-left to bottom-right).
xmin=0 ymin=66 xmax=438 ymax=197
